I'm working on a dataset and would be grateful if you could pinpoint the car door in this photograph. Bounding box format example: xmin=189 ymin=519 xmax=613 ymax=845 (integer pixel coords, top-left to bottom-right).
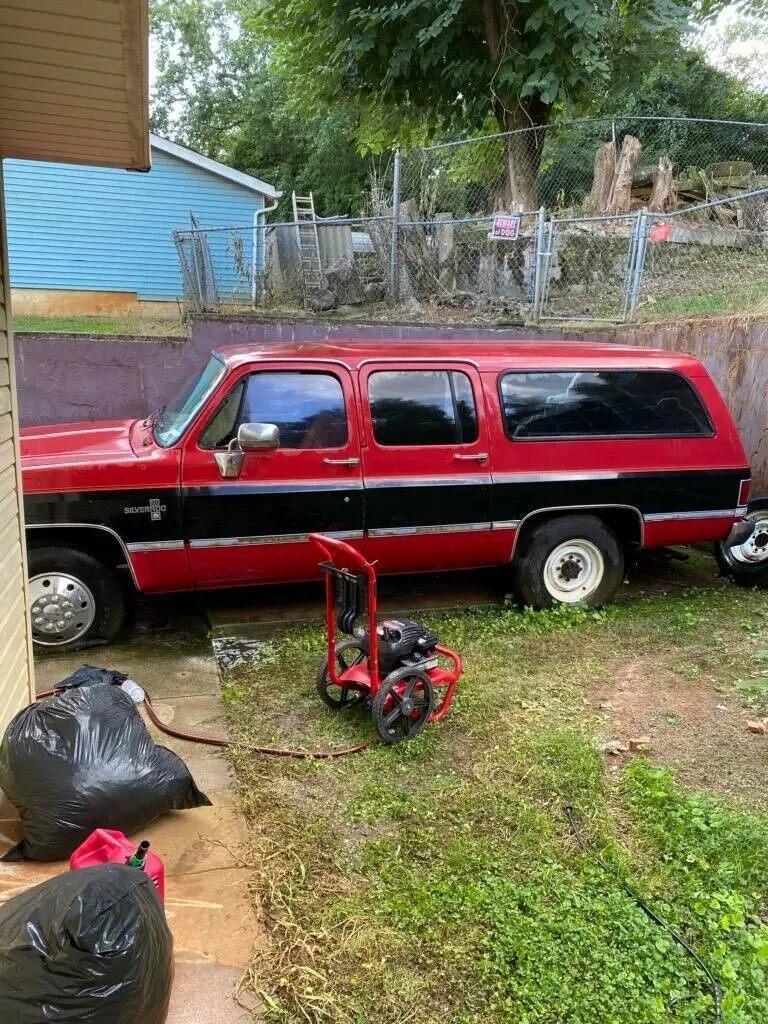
xmin=181 ymin=361 xmax=363 ymax=585
xmin=359 ymin=361 xmax=497 ymax=573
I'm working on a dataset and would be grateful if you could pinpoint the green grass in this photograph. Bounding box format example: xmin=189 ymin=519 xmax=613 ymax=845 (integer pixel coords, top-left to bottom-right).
xmin=224 ymin=582 xmax=768 ymax=1024
xmin=12 ymin=313 xmax=186 ymax=336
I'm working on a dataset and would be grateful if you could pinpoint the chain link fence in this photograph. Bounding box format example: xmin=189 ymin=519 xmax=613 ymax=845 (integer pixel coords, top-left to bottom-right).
xmin=399 ymin=116 xmax=768 ymax=219
xmin=637 ymin=190 xmax=768 ymax=320
xmin=174 ymin=216 xmax=391 ymax=314
xmin=173 ymin=116 xmax=768 ymax=324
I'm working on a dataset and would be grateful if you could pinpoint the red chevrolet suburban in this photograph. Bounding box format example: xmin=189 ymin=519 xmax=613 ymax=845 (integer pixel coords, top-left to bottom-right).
xmin=21 ymin=339 xmax=763 ymax=652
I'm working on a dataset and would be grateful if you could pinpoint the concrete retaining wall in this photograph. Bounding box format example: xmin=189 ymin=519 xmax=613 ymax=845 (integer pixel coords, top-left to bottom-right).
xmin=14 ymin=315 xmax=768 ymax=490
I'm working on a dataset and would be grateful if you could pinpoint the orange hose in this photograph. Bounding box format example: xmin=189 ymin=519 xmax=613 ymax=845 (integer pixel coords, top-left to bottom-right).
xmin=38 ymin=688 xmax=375 ymax=760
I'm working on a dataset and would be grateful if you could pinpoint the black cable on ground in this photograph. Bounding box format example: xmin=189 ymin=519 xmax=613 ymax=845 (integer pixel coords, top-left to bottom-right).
xmin=563 ymin=802 xmax=722 ymax=1022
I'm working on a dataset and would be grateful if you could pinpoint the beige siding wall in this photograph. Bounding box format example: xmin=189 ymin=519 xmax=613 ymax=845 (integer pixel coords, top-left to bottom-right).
xmin=0 ymin=164 xmax=33 ymax=730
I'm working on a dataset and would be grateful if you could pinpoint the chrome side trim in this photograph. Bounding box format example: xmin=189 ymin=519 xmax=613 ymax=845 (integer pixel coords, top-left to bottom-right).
xmin=188 ymin=529 xmax=364 ymax=550
xmin=187 ymin=480 xmax=364 ymax=494
xmin=507 ymin=503 xmax=646 ymax=561
xmin=493 ymin=471 xmax=621 ymax=484
xmin=368 ymin=522 xmax=491 ymax=539
xmin=644 ymin=509 xmax=738 ymax=522
xmin=365 ymin=475 xmax=491 ymax=489
xmin=492 ymin=520 xmax=521 ymax=530
xmin=25 ymin=522 xmax=140 ymax=588
xmin=126 ymin=540 xmax=186 ymax=553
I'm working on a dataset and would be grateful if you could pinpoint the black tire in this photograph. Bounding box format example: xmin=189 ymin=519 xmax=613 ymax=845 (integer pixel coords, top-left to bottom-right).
xmin=372 ymin=667 xmax=434 ymax=744
xmin=316 ymin=639 xmax=370 ymax=710
xmin=27 ymin=546 xmax=125 ymax=653
xmin=513 ymin=514 xmax=624 ymax=609
xmin=715 ymin=511 xmax=768 ymax=587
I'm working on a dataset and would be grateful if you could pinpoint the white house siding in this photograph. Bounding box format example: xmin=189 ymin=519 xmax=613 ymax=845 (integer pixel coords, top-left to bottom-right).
xmin=0 ymin=163 xmax=33 ymax=732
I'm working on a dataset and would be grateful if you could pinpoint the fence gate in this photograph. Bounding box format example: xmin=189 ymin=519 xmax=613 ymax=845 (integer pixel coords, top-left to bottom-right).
xmin=537 ymin=212 xmax=645 ymax=323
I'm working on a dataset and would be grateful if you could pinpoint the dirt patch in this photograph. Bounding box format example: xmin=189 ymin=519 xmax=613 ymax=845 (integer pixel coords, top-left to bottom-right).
xmin=594 ymin=657 xmax=768 ymax=807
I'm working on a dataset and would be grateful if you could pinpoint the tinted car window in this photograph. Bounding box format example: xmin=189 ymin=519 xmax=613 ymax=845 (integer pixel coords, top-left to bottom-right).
xmin=368 ymin=371 xmax=479 ymax=446
xmin=499 ymin=371 xmax=712 ymax=439
xmin=200 ymin=372 xmax=348 ymax=449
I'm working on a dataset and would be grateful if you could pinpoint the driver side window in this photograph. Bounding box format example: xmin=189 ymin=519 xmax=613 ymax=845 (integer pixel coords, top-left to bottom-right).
xmin=199 ymin=371 xmax=349 ymax=450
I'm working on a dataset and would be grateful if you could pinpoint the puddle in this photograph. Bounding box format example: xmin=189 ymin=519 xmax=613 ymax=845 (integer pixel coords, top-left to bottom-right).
xmin=211 ymin=636 xmax=266 ymax=672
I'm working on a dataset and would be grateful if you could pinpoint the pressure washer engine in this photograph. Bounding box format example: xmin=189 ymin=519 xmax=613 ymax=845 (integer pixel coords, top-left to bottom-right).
xmin=374 ymin=620 xmax=440 ymax=675
xmin=310 ymin=534 xmax=462 ymax=744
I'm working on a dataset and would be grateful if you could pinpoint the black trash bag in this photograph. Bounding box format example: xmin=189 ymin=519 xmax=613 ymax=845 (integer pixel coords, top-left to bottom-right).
xmin=54 ymin=664 xmax=127 ymax=691
xmin=0 ymin=683 xmax=211 ymax=861
xmin=0 ymin=864 xmax=173 ymax=1023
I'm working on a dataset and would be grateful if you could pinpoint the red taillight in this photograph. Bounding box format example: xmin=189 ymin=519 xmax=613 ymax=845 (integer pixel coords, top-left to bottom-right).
xmin=738 ymin=478 xmax=751 ymax=508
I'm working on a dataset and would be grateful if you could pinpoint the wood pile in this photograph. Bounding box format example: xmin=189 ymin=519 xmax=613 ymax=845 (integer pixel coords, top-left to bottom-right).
xmin=586 ymin=138 xmax=767 ymax=222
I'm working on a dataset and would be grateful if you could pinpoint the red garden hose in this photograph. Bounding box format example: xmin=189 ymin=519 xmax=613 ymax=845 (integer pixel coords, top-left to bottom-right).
xmin=37 ymin=688 xmax=375 ymax=759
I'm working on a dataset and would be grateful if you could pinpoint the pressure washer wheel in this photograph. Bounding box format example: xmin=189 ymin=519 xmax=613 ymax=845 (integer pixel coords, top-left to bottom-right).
xmin=372 ymin=666 xmax=434 ymax=744
xmin=316 ymin=639 xmax=370 ymax=710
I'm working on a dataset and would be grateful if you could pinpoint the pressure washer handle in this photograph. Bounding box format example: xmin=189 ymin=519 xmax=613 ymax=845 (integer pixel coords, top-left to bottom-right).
xmin=309 ymin=533 xmax=376 ymax=582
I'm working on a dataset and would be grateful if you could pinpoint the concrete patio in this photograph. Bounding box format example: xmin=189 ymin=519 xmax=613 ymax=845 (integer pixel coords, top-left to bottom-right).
xmin=0 ymin=602 xmax=262 ymax=1023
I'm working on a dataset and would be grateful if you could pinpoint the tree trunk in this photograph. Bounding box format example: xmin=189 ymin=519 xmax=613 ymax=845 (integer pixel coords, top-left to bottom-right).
xmin=492 ymin=100 xmax=548 ymax=212
xmin=606 ymin=135 xmax=642 ymax=215
xmin=648 ymin=155 xmax=676 ymax=213
xmin=483 ymin=0 xmax=547 ymax=212
xmin=587 ymin=142 xmax=616 ymax=215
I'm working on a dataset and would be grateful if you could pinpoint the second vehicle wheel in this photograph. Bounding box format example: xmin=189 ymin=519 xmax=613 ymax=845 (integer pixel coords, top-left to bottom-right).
xmin=513 ymin=515 xmax=624 ymax=608
xmin=316 ymin=639 xmax=370 ymax=709
xmin=27 ymin=546 xmax=125 ymax=654
xmin=372 ymin=667 xmax=434 ymax=744
xmin=715 ymin=510 xmax=768 ymax=586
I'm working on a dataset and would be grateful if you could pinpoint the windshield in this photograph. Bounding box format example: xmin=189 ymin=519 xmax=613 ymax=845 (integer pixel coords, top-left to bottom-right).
xmin=153 ymin=355 xmax=227 ymax=447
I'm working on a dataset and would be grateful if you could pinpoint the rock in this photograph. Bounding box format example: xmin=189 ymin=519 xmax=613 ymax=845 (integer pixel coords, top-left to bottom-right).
xmin=602 ymin=739 xmax=629 ymax=756
xmin=629 ymin=736 xmax=652 ymax=755
xmin=308 ymin=289 xmax=337 ymax=312
xmin=599 ymin=699 xmax=614 ymax=712
xmin=747 ymin=720 xmax=767 ymax=735
xmin=363 ymin=281 xmax=387 ymax=303
xmin=325 ymin=256 xmax=364 ymax=305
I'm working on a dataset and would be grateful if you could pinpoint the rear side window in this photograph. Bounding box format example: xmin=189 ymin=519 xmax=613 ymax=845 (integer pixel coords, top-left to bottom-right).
xmin=368 ymin=370 xmax=479 ymax=446
xmin=499 ymin=370 xmax=713 ymax=439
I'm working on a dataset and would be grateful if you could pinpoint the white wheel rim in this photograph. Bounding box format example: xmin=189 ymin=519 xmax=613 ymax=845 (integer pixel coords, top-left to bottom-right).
xmin=543 ymin=539 xmax=605 ymax=603
xmin=729 ymin=517 xmax=768 ymax=565
xmin=29 ymin=572 xmax=96 ymax=647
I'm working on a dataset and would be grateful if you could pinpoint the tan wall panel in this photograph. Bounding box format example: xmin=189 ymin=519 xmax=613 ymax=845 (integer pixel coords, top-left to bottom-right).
xmin=0 ymin=161 xmax=34 ymax=729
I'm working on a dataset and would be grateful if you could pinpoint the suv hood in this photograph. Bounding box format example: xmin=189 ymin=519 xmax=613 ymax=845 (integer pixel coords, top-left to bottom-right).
xmin=21 ymin=419 xmax=138 ymax=465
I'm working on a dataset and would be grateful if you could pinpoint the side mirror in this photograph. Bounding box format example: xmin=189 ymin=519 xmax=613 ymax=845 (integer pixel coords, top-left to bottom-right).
xmin=238 ymin=422 xmax=279 ymax=450
xmin=214 ymin=422 xmax=279 ymax=479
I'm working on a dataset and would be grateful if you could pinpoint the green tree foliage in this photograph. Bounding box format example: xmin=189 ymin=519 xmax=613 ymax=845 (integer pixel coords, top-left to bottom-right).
xmin=253 ymin=0 xmax=700 ymax=207
xmin=150 ymin=0 xmax=376 ymax=217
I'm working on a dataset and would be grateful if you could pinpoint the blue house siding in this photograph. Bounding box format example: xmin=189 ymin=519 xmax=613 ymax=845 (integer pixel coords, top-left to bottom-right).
xmin=3 ymin=149 xmax=264 ymax=301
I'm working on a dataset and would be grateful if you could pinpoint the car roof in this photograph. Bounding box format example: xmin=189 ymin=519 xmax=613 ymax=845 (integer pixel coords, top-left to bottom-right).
xmin=213 ymin=338 xmax=705 ymax=374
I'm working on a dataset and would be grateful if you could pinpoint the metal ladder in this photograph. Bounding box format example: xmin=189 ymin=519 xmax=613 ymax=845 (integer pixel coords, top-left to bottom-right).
xmin=292 ymin=191 xmax=324 ymax=295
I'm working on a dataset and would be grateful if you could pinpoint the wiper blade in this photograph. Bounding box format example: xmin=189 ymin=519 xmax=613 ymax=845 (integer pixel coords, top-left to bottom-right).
xmin=147 ymin=404 xmax=166 ymax=435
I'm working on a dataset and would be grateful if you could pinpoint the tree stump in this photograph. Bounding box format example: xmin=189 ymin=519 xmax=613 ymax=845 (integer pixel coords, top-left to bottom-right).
xmin=606 ymin=135 xmax=642 ymax=215
xmin=648 ymin=155 xmax=676 ymax=213
xmin=587 ymin=141 xmax=616 ymax=215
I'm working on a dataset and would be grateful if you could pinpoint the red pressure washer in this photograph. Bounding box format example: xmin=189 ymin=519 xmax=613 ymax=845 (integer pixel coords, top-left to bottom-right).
xmin=310 ymin=533 xmax=462 ymax=743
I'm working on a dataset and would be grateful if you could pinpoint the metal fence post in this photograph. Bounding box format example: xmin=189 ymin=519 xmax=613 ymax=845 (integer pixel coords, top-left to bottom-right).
xmin=628 ymin=210 xmax=650 ymax=322
xmin=531 ymin=206 xmax=546 ymax=322
xmin=390 ymin=149 xmax=402 ymax=304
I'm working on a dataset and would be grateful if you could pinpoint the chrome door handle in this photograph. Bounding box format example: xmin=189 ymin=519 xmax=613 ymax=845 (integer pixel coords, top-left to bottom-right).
xmin=454 ymin=452 xmax=489 ymax=462
xmin=323 ymin=457 xmax=360 ymax=467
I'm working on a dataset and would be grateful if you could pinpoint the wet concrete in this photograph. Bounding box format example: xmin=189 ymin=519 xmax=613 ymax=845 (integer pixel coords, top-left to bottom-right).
xmin=2 ymin=606 xmax=263 ymax=1024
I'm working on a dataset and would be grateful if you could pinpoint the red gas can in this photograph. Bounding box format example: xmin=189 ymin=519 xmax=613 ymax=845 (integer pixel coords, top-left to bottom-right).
xmin=69 ymin=829 xmax=165 ymax=901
